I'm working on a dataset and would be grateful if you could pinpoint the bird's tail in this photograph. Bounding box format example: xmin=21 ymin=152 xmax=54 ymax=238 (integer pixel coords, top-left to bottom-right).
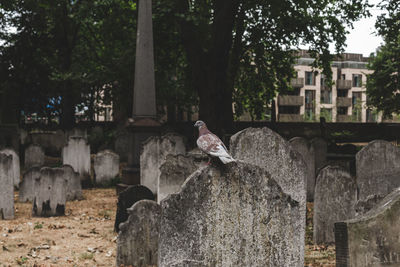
xmin=219 ymin=156 xmax=236 ymax=164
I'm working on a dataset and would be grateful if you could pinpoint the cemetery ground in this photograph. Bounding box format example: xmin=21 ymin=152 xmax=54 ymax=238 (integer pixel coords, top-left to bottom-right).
xmin=0 ymin=188 xmax=333 ymax=266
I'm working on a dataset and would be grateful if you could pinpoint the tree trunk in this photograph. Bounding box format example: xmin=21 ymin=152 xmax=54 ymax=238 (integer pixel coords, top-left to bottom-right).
xmin=177 ymin=0 xmax=240 ymax=136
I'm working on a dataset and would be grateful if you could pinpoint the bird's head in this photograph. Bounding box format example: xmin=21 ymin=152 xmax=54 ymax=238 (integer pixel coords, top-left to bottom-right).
xmin=194 ymin=120 xmax=206 ymax=129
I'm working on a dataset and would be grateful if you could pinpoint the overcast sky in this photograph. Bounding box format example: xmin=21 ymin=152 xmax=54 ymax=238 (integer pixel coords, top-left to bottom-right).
xmin=341 ymin=0 xmax=385 ymax=56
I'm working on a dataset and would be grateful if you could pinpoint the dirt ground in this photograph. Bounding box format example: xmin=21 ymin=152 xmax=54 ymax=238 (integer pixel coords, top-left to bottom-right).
xmin=0 ymin=188 xmax=117 ymax=267
xmin=0 ymin=188 xmax=334 ymax=267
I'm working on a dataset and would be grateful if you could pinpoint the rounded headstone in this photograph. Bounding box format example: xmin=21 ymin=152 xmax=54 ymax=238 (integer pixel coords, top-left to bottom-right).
xmin=24 ymin=144 xmax=45 ymax=169
xmin=356 ymin=140 xmax=400 ymax=201
xmin=114 ymin=185 xmax=155 ymax=232
xmin=313 ymin=165 xmax=357 ymax=244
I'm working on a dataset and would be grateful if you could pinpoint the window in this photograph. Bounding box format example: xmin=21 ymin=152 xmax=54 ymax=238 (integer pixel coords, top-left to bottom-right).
xmin=337 ymin=107 xmax=348 ymax=115
xmin=305 ymin=90 xmax=316 ymax=121
xmin=352 ymin=74 xmax=362 ymax=87
xmin=352 ymin=92 xmax=362 ymax=121
xmin=320 ymin=89 xmax=332 ymax=104
xmin=305 ymin=71 xmax=316 ymax=85
xmin=320 ymin=108 xmax=332 ymax=122
xmin=337 ymin=89 xmax=348 ymax=97
xmin=341 ymin=74 xmax=346 ymax=80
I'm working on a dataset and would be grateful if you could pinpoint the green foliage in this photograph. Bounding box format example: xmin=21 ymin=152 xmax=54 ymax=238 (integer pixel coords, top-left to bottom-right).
xmin=34 ymin=222 xmax=43 ymax=229
xmin=367 ymin=0 xmax=400 ymax=118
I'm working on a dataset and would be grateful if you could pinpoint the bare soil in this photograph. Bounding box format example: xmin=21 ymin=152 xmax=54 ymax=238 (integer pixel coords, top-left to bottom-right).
xmin=0 ymin=189 xmax=334 ymax=266
xmin=0 ymin=188 xmax=117 ymax=267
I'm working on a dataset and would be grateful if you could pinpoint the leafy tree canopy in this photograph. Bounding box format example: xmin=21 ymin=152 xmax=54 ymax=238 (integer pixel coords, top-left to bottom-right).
xmin=367 ymin=0 xmax=400 ymax=118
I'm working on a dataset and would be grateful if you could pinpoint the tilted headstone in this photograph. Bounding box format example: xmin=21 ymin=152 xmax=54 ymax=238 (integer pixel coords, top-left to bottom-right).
xmin=356 ymin=140 xmax=400 ymax=201
xmin=313 ymin=165 xmax=357 ymax=245
xmin=18 ymin=166 xmax=41 ymax=202
xmin=159 ymin=162 xmax=303 ymax=267
xmin=158 ymin=153 xmax=206 ymax=203
xmin=117 ymin=200 xmax=160 ymax=267
xmin=114 ymin=185 xmax=155 ymax=232
xmin=290 ymin=137 xmax=316 ymax=201
xmin=24 ymin=144 xmax=45 ymax=169
xmin=0 ymin=148 xmax=20 ymax=188
xmin=32 ymin=167 xmax=67 ymax=217
xmin=311 ymin=137 xmax=328 ymax=175
xmin=0 ymin=153 xmax=14 ymax=219
xmin=335 ymin=188 xmax=400 ymax=267
xmin=62 ymin=165 xmax=83 ymax=201
xmin=230 ymin=127 xmax=306 ymax=261
xmin=94 ymin=150 xmax=119 ymax=185
xmin=62 ymin=137 xmax=91 ymax=185
xmin=140 ymin=133 xmax=186 ymax=195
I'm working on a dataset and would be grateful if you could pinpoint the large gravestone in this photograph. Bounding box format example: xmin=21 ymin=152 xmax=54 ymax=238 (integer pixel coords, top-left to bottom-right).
xmin=32 ymin=167 xmax=67 ymax=217
xmin=313 ymin=165 xmax=357 ymax=245
xmin=335 ymin=188 xmax=400 ymax=267
xmin=356 ymin=140 xmax=400 ymax=201
xmin=62 ymin=137 xmax=91 ymax=185
xmin=158 ymin=153 xmax=206 ymax=203
xmin=62 ymin=165 xmax=83 ymax=201
xmin=24 ymin=144 xmax=45 ymax=169
xmin=230 ymin=127 xmax=306 ymax=260
xmin=0 ymin=148 xmax=20 ymax=188
xmin=117 ymin=200 xmax=160 ymax=267
xmin=114 ymin=185 xmax=155 ymax=232
xmin=18 ymin=167 xmax=41 ymax=202
xmin=159 ymin=162 xmax=303 ymax=267
xmin=0 ymin=153 xmax=14 ymax=219
xmin=311 ymin=137 xmax=328 ymax=175
xmin=140 ymin=133 xmax=186 ymax=195
xmin=290 ymin=137 xmax=316 ymax=201
xmin=94 ymin=150 xmax=119 ymax=185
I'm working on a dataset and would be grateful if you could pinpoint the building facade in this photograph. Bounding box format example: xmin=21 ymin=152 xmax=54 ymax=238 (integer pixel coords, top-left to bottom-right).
xmin=276 ymin=51 xmax=380 ymax=123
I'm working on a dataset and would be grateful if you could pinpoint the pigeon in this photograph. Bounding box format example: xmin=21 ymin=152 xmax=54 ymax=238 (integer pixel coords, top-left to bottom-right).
xmin=194 ymin=120 xmax=235 ymax=164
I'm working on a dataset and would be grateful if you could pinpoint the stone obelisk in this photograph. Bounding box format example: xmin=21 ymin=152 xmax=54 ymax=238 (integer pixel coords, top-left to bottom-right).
xmin=119 ymin=0 xmax=161 ymax=193
xmin=132 ymin=0 xmax=156 ymax=119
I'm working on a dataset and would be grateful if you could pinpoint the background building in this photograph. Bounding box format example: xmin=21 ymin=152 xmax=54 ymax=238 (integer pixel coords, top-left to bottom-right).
xmin=276 ymin=51 xmax=380 ymax=123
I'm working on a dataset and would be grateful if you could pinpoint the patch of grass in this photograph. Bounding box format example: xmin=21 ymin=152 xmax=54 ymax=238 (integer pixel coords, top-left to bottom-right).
xmin=16 ymin=256 xmax=28 ymax=265
xmin=34 ymin=222 xmax=43 ymax=229
xmin=79 ymin=252 xmax=94 ymax=260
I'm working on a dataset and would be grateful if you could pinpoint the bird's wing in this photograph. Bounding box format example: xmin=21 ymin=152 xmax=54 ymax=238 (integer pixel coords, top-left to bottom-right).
xmin=197 ymin=133 xmax=231 ymax=158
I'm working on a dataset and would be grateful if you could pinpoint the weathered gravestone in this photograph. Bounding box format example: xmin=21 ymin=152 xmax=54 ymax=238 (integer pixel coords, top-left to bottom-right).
xmin=117 ymin=200 xmax=160 ymax=267
xmin=158 ymin=153 xmax=206 ymax=203
xmin=62 ymin=165 xmax=83 ymax=201
xmin=94 ymin=150 xmax=119 ymax=185
xmin=159 ymin=162 xmax=303 ymax=267
xmin=0 ymin=153 xmax=14 ymax=219
xmin=140 ymin=133 xmax=186 ymax=195
xmin=33 ymin=167 xmax=67 ymax=217
xmin=66 ymin=127 xmax=87 ymax=140
xmin=24 ymin=144 xmax=45 ymax=169
xmin=20 ymin=165 xmax=82 ymax=202
xmin=114 ymin=185 xmax=155 ymax=232
xmin=19 ymin=166 xmax=41 ymax=202
xmin=313 ymin=165 xmax=357 ymax=245
xmin=229 ymin=127 xmax=306 ymax=261
xmin=311 ymin=137 xmax=328 ymax=175
xmin=0 ymin=148 xmax=20 ymax=188
xmin=356 ymin=140 xmax=400 ymax=201
xmin=335 ymin=187 xmax=400 ymax=267
xmin=62 ymin=137 xmax=91 ymax=185
xmin=290 ymin=137 xmax=316 ymax=201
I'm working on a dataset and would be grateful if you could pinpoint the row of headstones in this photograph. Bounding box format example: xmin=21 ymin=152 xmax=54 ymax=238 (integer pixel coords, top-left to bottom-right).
xmin=0 ymin=138 xmax=120 ymax=219
xmin=120 ymin=128 xmax=400 ymax=267
xmin=306 ymin=139 xmax=400 ymax=244
xmin=118 ymin=127 xmax=307 ymax=267
xmin=312 ymin=140 xmax=400 ymax=266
